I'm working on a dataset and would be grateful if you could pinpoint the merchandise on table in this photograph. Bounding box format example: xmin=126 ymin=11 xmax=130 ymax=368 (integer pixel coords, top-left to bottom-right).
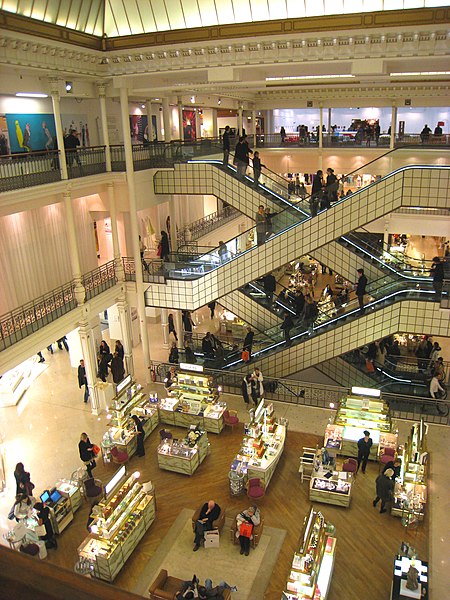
xmin=284 ymin=507 xmax=336 ymax=600
xmin=78 ymin=469 xmax=156 ymax=582
xmin=157 ymin=426 xmax=208 ymax=475
xmin=160 ymin=366 xmax=225 ymax=433
xmin=230 ymin=400 xmax=287 ymax=488
xmin=309 ymin=468 xmax=353 ymax=508
xmin=101 ymin=375 xmax=159 ymax=461
xmin=392 ymin=419 xmax=428 ymax=522
xmin=324 ymin=387 xmax=398 ymax=460
xmin=391 ymin=555 xmax=429 ymax=600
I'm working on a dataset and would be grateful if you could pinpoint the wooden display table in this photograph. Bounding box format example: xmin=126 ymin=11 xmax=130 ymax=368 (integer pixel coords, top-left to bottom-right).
xmin=157 ymin=430 xmax=208 ymax=475
xmin=246 ymin=424 xmax=286 ymax=488
xmin=309 ymin=472 xmax=352 ymax=508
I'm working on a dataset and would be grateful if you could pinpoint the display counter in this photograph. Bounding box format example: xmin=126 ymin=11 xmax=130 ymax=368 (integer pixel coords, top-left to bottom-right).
xmin=391 ymin=555 xmax=429 ymax=600
xmin=56 ymin=479 xmax=82 ymax=513
xmin=309 ymin=469 xmax=352 ymax=508
xmin=284 ymin=507 xmax=336 ymax=600
xmin=78 ymin=471 xmax=156 ymax=582
xmin=230 ymin=401 xmax=286 ymax=488
xmin=101 ymin=376 xmax=159 ymax=461
xmin=391 ymin=420 xmax=428 ymax=523
xmin=325 ymin=388 xmax=397 ymax=461
xmin=157 ymin=428 xmax=208 ymax=475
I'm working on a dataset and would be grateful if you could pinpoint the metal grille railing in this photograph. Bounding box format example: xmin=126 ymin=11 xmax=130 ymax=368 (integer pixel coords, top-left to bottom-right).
xmin=66 ymin=146 xmax=107 ymax=179
xmin=123 ymin=257 xmax=166 ymax=284
xmin=81 ymin=260 xmax=117 ymax=300
xmin=0 ymin=150 xmax=61 ymax=192
xmin=0 ymin=282 xmax=76 ymax=351
xmin=177 ymin=205 xmax=239 ymax=245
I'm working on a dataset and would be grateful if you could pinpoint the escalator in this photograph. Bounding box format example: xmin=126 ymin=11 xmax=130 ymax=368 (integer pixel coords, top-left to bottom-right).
xmin=146 ymin=161 xmax=450 ymax=310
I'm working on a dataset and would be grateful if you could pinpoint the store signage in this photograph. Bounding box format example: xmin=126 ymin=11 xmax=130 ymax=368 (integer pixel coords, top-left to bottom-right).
xmin=179 ymin=363 xmax=203 ymax=373
xmin=351 ymin=386 xmax=381 ymax=398
xmin=105 ymin=465 xmax=127 ymax=497
xmin=116 ymin=374 xmax=132 ymax=395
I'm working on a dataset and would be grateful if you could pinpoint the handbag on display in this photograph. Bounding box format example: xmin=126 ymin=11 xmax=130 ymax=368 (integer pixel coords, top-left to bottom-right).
xmin=239 ymin=522 xmax=253 ymax=538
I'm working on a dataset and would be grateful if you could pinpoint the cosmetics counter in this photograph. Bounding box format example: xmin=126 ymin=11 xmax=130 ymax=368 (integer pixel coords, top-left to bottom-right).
xmin=391 ymin=420 xmax=428 ymax=523
xmin=309 ymin=467 xmax=353 ymax=508
xmin=324 ymin=387 xmax=398 ymax=460
xmin=284 ymin=507 xmax=336 ymax=600
xmin=78 ymin=468 xmax=156 ymax=582
xmin=101 ymin=375 xmax=159 ymax=461
xmin=157 ymin=427 xmax=209 ymax=475
xmin=160 ymin=366 xmax=225 ymax=433
xmin=230 ymin=401 xmax=286 ymax=489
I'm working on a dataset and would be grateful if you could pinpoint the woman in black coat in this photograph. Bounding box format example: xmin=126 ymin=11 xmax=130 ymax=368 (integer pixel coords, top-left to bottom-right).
xmin=79 ymin=433 xmax=96 ymax=477
xmin=160 ymin=230 xmax=170 ymax=260
xmin=14 ymin=463 xmax=33 ymax=496
xmin=110 ymin=352 xmax=125 ymax=384
xmin=34 ymin=502 xmax=57 ymax=548
xmin=131 ymin=415 xmax=145 ymax=457
xmin=115 ymin=340 xmax=125 ymax=360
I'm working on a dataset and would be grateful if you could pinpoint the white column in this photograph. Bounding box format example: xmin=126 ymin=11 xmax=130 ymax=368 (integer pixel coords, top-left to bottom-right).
xmin=319 ymin=106 xmax=323 ymax=149
xmin=117 ymin=297 xmax=135 ymax=376
xmin=156 ymin=105 xmax=163 ymax=141
xmin=78 ymin=321 xmax=101 ymax=415
xmin=390 ymin=104 xmax=397 ymax=149
xmin=107 ymin=182 xmax=124 ymax=281
xmin=162 ymin=98 xmax=172 ymax=142
xmin=195 ymin=109 xmax=202 ymax=139
xmin=161 ymin=308 xmax=170 ymax=349
xmin=49 ymin=78 xmax=68 ymax=180
xmin=238 ymin=106 xmax=243 ymax=137
xmin=63 ymin=191 xmax=86 ymax=305
xmin=252 ymin=110 xmax=257 ymax=147
xmin=119 ymin=86 xmax=152 ymax=383
xmin=212 ymin=108 xmax=218 ymax=138
xmin=177 ymin=97 xmax=183 ymax=140
xmin=146 ymin=99 xmax=154 ymax=142
xmin=97 ymin=83 xmax=111 ymax=172
xmin=174 ymin=311 xmax=183 ymax=350
xmin=168 ymin=196 xmax=178 ymax=252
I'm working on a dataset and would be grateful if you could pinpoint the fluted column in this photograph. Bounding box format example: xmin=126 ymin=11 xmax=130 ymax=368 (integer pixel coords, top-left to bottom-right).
xmin=145 ymin=99 xmax=154 ymax=142
xmin=319 ymin=105 xmax=323 ymax=149
xmin=177 ymin=97 xmax=183 ymax=140
xmin=238 ymin=106 xmax=243 ymax=137
xmin=107 ymin=182 xmax=124 ymax=281
xmin=117 ymin=297 xmax=134 ymax=376
xmin=162 ymin=98 xmax=172 ymax=142
xmin=119 ymin=85 xmax=151 ymax=383
xmin=252 ymin=110 xmax=257 ymax=147
xmin=97 ymin=82 xmax=111 ymax=171
xmin=212 ymin=108 xmax=218 ymax=138
xmin=78 ymin=321 xmax=101 ymax=415
xmin=49 ymin=78 xmax=68 ymax=180
xmin=63 ymin=190 xmax=86 ymax=305
xmin=390 ymin=103 xmax=397 ymax=150
xmin=174 ymin=311 xmax=183 ymax=350
xmin=161 ymin=308 xmax=170 ymax=349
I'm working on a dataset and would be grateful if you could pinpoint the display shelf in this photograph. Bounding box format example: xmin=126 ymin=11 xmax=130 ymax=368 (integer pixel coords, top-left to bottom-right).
xmin=49 ymin=495 xmax=73 ymax=535
xmin=78 ymin=473 xmax=156 ymax=582
xmin=284 ymin=507 xmax=336 ymax=600
xmin=391 ymin=555 xmax=429 ymax=600
xmin=157 ymin=429 xmax=208 ymax=475
xmin=55 ymin=479 xmax=82 ymax=513
xmin=309 ymin=472 xmax=352 ymax=508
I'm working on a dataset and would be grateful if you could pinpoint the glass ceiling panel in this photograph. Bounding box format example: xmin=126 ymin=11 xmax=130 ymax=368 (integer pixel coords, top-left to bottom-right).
xmin=1 ymin=0 xmax=449 ymax=37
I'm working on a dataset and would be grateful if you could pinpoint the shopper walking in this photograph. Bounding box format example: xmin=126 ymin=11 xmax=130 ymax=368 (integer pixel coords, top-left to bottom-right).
xmin=57 ymin=336 xmax=69 ymax=351
xmin=325 ymin=167 xmax=339 ymax=206
xmin=222 ymin=125 xmax=231 ymax=165
xmin=251 ymin=367 xmax=264 ymax=399
xmin=234 ymin=135 xmax=252 ymax=180
xmin=208 ymin=300 xmax=216 ymax=319
xmin=430 ymin=375 xmax=445 ymax=399
xmin=110 ymin=351 xmax=125 ymax=384
xmin=235 ymin=506 xmax=261 ymax=556
xmin=264 ymin=207 xmax=277 ymax=238
xmin=373 ymin=469 xmax=394 ymax=513
xmin=281 ymin=312 xmax=295 ymax=346
xmin=182 ymin=310 xmax=195 ymax=343
xmin=431 ymin=256 xmax=444 ymax=298
xmin=168 ymin=313 xmax=178 ymax=341
xmin=252 ymin=151 xmax=264 ymax=186
xmin=357 ymin=430 xmax=373 ymax=473
xmin=159 ymin=230 xmax=170 ymax=261
xmin=14 ymin=463 xmax=34 ymax=497
xmin=78 ymin=433 xmax=97 ymax=478
xmin=355 ymin=268 xmax=368 ymax=313
xmin=242 ymin=327 xmax=254 ymax=361
xmin=280 ymin=126 xmax=286 ymax=144
xmin=78 ymin=359 xmax=89 ymax=403
xmin=303 ymin=295 xmax=319 ymax=333
xmin=99 ymin=340 xmax=111 ymax=358
xmin=131 ymin=415 xmax=145 ymax=457
xmin=263 ymin=273 xmax=276 ymax=305
xmin=169 ymin=341 xmax=179 ymax=364
xmin=241 ymin=374 xmax=253 ymax=405
xmin=255 ymin=205 xmax=266 ymax=246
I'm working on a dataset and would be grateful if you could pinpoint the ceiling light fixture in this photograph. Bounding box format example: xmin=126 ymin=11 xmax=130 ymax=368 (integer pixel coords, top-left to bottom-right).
xmin=191 ymin=95 xmax=195 ymax=103
xmin=141 ymin=104 xmax=145 ymax=109
xmin=65 ymin=81 xmax=73 ymax=92
xmin=266 ymin=74 xmax=355 ymax=82
xmin=16 ymin=92 xmax=48 ymax=98
xmin=390 ymin=71 xmax=450 ymax=76
xmin=217 ymin=98 xmax=221 ymax=105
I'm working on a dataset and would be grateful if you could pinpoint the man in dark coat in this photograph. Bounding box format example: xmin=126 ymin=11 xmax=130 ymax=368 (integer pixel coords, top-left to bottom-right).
xmin=373 ymin=469 xmax=395 ymax=513
xmin=263 ymin=273 xmax=276 ymax=305
xmin=280 ymin=312 xmax=294 ymax=346
xmin=355 ymin=268 xmax=368 ymax=312
xmin=78 ymin=359 xmax=89 ymax=403
xmin=431 ymin=256 xmax=444 ymax=298
xmin=357 ymin=430 xmax=373 ymax=473
xmin=193 ymin=500 xmax=221 ymax=551
xmin=222 ymin=125 xmax=230 ymax=165
xmin=242 ymin=327 xmax=254 ymax=361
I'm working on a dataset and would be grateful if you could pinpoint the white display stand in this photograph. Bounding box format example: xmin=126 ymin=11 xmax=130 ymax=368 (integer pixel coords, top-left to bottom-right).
xmin=97 ymin=382 xmax=116 ymax=412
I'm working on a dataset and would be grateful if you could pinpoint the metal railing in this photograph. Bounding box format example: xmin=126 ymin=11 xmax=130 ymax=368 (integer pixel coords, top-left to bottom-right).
xmin=255 ymin=132 xmax=450 ymax=149
xmin=177 ymin=205 xmax=239 ymax=245
xmin=81 ymin=260 xmax=117 ymax=300
xmin=123 ymin=256 xmax=166 ymax=284
xmin=0 ymin=281 xmax=76 ymax=351
xmin=0 ymin=150 xmax=61 ymax=192
xmin=151 ymin=360 xmax=449 ymax=425
xmin=66 ymin=146 xmax=107 ymax=179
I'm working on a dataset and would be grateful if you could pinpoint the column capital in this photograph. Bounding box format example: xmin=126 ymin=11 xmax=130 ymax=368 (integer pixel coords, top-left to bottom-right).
xmin=106 ymin=181 xmax=114 ymax=190
xmin=96 ymin=82 xmax=107 ymax=98
xmin=62 ymin=189 xmax=72 ymax=201
xmin=48 ymin=77 xmax=60 ymax=98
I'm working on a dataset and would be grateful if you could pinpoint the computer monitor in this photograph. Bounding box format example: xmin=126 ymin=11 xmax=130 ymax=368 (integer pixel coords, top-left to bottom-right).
xmin=40 ymin=490 xmax=50 ymax=504
xmin=50 ymin=489 xmax=62 ymax=503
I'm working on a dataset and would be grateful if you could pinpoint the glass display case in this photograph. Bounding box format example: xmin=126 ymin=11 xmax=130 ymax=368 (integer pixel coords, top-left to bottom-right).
xmin=230 ymin=401 xmax=286 ymax=488
xmin=391 ymin=555 xmax=429 ymax=600
xmin=391 ymin=420 xmax=428 ymax=523
xmin=101 ymin=378 xmax=159 ymax=461
xmin=326 ymin=388 xmax=397 ymax=460
xmin=55 ymin=479 xmax=82 ymax=513
xmin=160 ymin=369 xmax=225 ymax=433
xmin=309 ymin=470 xmax=352 ymax=508
xmin=77 ymin=472 xmax=156 ymax=582
xmin=157 ymin=427 xmax=209 ymax=475
xmin=284 ymin=507 xmax=336 ymax=600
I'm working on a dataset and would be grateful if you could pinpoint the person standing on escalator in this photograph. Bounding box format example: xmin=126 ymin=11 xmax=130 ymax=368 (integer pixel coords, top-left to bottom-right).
xmin=355 ymin=268 xmax=368 ymax=313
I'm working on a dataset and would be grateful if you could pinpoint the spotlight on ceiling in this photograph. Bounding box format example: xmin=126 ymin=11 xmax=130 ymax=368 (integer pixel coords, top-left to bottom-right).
xmin=217 ymin=98 xmax=221 ymax=105
xmin=65 ymin=81 xmax=73 ymax=93
xmin=141 ymin=104 xmax=145 ymax=109
xmin=190 ymin=95 xmax=195 ymax=103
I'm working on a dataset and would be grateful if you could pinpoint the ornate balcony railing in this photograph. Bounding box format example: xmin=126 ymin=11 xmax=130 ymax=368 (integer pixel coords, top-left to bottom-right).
xmin=123 ymin=256 xmax=166 ymax=284
xmin=66 ymin=146 xmax=107 ymax=179
xmin=0 ymin=150 xmax=61 ymax=192
xmin=177 ymin=205 xmax=239 ymax=246
xmin=81 ymin=260 xmax=117 ymax=300
xmin=0 ymin=281 xmax=76 ymax=351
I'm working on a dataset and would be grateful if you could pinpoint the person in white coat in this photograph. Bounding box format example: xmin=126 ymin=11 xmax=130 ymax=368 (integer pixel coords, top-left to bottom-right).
xmin=251 ymin=367 xmax=264 ymax=400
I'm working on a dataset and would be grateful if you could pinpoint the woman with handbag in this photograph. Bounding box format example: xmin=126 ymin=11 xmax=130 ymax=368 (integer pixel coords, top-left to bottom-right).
xmin=78 ymin=432 xmax=97 ymax=478
xmin=235 ymin=506 xmax=260 ymax=556
xmin=14 ymin=463 xmax=34 ymax=496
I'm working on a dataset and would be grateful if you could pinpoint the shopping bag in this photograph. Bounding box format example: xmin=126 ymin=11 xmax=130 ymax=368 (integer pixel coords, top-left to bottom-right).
xmin=241 ymin=350 xmax=250 ymax=362
xmin=239 ymin=522 xmax=253 ymax=538
xmin=35 ymin=524 xmax=46 ymax=537
xmin=365 ymin=359 xmax=375 ymax=373
xmin=204 ymin=530 xmax=220 ymax=548
xmin=92 ymin=445 xmax=101 ymax=456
